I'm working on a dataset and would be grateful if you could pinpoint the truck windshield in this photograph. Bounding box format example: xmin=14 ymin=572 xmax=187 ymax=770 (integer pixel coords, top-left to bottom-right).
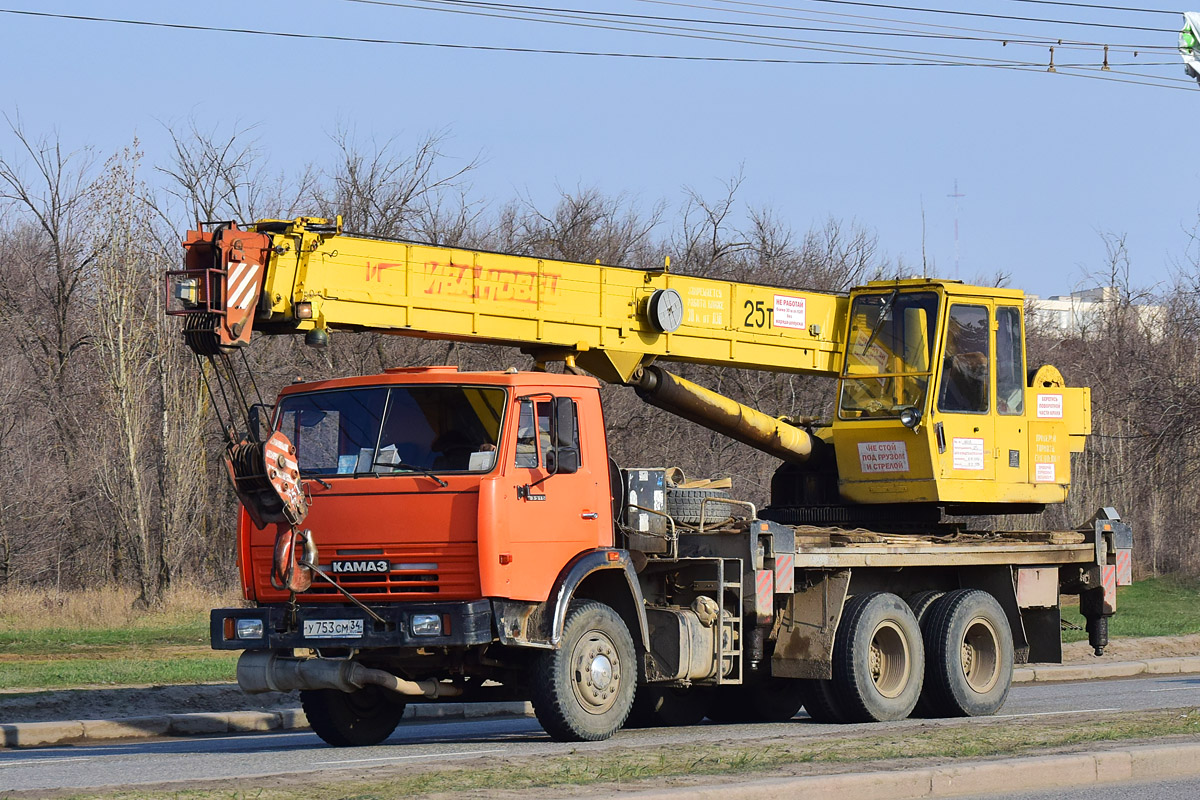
xmin=277 ymin=385 xmax=506 ymax=476
xmin=839 ymin=291 xmax=939 ymax=419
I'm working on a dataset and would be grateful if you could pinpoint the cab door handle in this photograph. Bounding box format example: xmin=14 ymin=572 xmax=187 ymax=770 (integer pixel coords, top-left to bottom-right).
xmin=581 ymin=512 xmax=599 ymax=520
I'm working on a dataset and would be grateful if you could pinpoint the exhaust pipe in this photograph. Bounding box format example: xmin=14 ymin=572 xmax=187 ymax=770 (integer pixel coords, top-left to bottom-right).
xmin=237 ymin=650 xmax=463 ymax=698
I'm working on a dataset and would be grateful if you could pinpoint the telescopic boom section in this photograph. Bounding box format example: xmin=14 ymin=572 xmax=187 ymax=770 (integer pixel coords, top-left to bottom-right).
xmin=168 ymin=217 xmax=846 ymax=462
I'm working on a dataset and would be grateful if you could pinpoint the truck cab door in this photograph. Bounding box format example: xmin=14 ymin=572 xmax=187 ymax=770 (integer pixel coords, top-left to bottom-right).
xmin=487 ymin=395 xmax=610 ymax=602
xmin=933 ymin=301 xmax=996 ymax=482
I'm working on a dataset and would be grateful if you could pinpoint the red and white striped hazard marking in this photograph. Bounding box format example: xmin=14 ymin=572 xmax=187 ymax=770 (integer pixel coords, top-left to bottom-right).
xmin=226 ymin=261 xmax=263 ymax=310
xmin=1115 ymin=548 xmax=1132 ymax=586
xmin=774 ymin=552 xmax=794 ymax=594
xmin=1102 ymin=564 xmax=1118 ymax=611
xmin=754 ymin=569 xmax=774 ymax=621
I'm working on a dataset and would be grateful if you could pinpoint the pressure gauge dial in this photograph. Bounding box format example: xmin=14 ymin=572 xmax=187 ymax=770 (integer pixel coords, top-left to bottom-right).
xmin=647 ymin=288 xmax=683 ymax=333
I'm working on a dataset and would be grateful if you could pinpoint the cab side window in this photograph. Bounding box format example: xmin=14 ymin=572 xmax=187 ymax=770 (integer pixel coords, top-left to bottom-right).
xmin=938 ymin=304 xmax=990 ymax=414
xmin=515 ymin=400 xmax=539 ymax=468
xmin=996 ymin=306 xmax=1025 ymax=415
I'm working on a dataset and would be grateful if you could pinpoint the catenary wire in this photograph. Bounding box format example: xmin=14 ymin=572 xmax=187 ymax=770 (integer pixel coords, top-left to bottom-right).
xmin=365 ymin=0 xmax=1178 ymax=51
xmin=643 ymin=0 xmax=1177 ymax=50
xmin=344 ymin=0 xmax=1119 ymax=66
xmin=345 ymin=0 xmax=1190 ymax=72
xmin=790 ymin=0 xmax=1177 ymax=33
xmin=0 ymin=7 xmax=1191 ymax=89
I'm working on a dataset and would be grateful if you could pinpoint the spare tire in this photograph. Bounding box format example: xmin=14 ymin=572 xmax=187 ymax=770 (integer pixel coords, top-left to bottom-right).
xmin=666 ymin=487 xmax=734 ymax=525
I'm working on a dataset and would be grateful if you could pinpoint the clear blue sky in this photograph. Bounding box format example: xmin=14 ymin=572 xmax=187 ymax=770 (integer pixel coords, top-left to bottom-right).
xmin=0 ymin=0 xmax=1193 ymax=297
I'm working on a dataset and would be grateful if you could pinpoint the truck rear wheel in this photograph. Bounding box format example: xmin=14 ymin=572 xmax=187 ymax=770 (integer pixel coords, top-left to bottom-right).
xmin=531 ymin=601 xmax=636 ymax=741
xmin=920 ymin=589 xmax=1013 ymax=717
xmin=301 ymin=685 xmax=407 ymax=747
xmin=833 ymin=592 xmax=924 ymax=722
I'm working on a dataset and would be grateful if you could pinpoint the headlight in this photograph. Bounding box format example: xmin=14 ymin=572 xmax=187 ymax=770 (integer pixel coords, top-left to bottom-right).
xmin=411 ymin=613 xmax=442 ymax=636
xmin=899 ymin=407 xmax=922 ymax=429
xmin=235 ymin=618 xmax=265 ymax=639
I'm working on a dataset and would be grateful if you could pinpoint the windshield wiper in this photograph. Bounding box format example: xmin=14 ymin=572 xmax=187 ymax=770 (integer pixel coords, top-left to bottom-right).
xmin=860 ymin=288 xmax=900 ymax=356
xmin=368 ymin=460 xmax=448 ymax=488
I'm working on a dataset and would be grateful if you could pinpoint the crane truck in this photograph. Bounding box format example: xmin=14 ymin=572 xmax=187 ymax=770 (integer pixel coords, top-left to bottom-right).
xmin=167 ymin=216 xmax=1132 ymax=746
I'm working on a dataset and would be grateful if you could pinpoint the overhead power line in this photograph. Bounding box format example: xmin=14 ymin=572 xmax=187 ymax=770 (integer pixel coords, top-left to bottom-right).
xmin=361 ymin=0 xmax=1176 ymax=50
xmin=633 ymin=0 xmax=1173 ymax=54
xmin=794 ymin=0 xmax=1177 ymax=32
xmin=0 ymin=7 xmax=1190 ymax=91
xmin=1001 ymin=0 xmax=1177 ymax=14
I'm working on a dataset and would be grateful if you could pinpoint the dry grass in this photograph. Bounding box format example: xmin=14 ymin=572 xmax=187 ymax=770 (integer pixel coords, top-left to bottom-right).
xmin=0 ymin=584 xmax=243 ymax=632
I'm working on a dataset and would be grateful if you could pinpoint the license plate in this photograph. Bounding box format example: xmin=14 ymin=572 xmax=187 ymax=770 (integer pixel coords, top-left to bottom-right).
xmin=303 ymin=618 xmax=364 ymax=639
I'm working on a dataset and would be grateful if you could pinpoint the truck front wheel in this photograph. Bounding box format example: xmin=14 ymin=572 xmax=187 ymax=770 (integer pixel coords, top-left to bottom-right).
xmin=531 ymin=601 xmax=636 ymax=741
xmin=301 ymin=685 xmax=407 ymax=747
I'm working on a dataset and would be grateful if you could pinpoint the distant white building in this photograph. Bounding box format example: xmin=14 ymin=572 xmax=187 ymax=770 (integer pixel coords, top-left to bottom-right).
xmin=1025 ymin=287 xmax=1163 ymax=336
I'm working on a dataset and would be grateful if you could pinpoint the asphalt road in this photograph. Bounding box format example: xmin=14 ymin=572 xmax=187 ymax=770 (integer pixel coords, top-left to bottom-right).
xmin=2 ymin=674 xmax=1197 ymax=794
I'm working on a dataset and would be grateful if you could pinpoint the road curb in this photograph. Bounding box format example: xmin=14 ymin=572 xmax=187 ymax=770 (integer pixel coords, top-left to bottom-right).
xmin=1011 ymin=655 xmax=1200 ymax=684
xmin=618 ymin=742 xmax=1200 ymax=800
xmin=0 ymin=657 xmax=1194 ymax=749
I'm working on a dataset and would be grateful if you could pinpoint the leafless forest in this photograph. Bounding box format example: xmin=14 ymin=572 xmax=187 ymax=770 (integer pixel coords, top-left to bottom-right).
xmin=0 ymin=122 xmax=1193 ymax=605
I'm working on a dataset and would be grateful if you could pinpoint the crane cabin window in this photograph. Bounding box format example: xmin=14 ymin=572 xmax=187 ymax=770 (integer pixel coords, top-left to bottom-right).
xmin=996 ymin=306 xmax=1025 ymax=415
xmin=839 ymin=291 xmax=939 ymax=419
xmin=277 ymin=386 xmax=506 ymax=476
xmin=937 ymin=304 xmax=991 ymax=414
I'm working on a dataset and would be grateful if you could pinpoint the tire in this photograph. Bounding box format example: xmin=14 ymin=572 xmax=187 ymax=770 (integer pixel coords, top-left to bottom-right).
xmin=921 ymin=589 xmax=1013 ymax=718
xmin=906 ymin=590 xmax=946 ymax=718
xmin=666 ymin=488 xmax=734 ymax=525
xmin=705 ymin=678 xmax=806 ymax=724
xmin=628 ymin=685 xmax=710 ymax=728
xmin=799 ymin=678 xmax=849 ymax=723
xmin=530 ymin=601 xmax=636 ymax=741
xmin=907 ymin=590 xmax=946 ymax=627
xmin=301 ymin=685 xmax=407 ymax=747
xmin=832 ymin=592 xmax=924 ymax=723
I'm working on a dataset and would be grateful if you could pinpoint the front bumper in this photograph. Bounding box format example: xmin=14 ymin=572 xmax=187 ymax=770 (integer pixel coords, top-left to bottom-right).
xmin=211 ymin=599 xmax=495 ymax=651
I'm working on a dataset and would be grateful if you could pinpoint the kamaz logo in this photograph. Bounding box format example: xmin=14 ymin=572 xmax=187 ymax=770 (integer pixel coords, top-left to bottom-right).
xmin=331 ymin=559 xmax=390 ymax=574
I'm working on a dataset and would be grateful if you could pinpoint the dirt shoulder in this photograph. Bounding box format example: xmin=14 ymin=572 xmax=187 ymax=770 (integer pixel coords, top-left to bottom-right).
xmin=3 ymin=634 xmax=1198 ymax=725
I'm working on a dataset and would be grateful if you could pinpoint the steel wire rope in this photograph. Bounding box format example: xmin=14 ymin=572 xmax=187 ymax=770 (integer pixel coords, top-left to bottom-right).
xmin=0 ymin=7 xmax=1191 ymax=89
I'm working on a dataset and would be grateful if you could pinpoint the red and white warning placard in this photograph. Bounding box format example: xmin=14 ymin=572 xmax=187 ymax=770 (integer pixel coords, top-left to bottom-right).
xmin=773 ymin=295 xmax=806 ymax=329
xmin=1036 ymin=393 xmax=1063 ymax=419
xmin=857 ymin=440 xmax=909 ymax=473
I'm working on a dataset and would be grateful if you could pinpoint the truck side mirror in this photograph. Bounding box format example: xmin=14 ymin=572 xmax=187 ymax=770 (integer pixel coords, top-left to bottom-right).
xmin=547 ymin=397 xmax=580 ymax=475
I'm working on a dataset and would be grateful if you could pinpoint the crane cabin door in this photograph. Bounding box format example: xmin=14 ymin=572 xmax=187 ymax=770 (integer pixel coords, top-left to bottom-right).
xmin=992 ymin=303 xmax=1031 ymax=495
xmin=933 ymin=300 xmax=996 ymax=486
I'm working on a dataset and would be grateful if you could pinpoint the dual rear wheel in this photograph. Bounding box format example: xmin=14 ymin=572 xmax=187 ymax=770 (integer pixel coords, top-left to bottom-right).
xmin=800 ymin=588 xmax=1013 ymax=724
